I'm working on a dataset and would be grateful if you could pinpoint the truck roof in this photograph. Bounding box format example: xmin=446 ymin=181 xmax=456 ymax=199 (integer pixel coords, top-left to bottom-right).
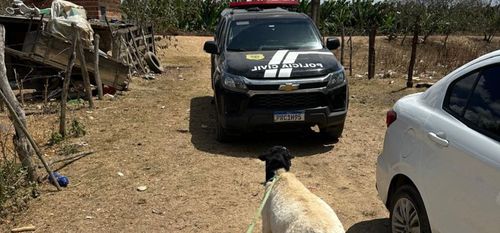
xmin=221 ymin=8 xmax=309 ymax=21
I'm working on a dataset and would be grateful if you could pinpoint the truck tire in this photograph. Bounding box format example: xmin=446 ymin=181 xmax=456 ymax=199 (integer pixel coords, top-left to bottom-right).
xmin=214 ymin=93 xmax=230 ymax=143
xmin=215 ymin=114 xmax=230 ymax=143
xmin=145 ymin=52 xmax=164 ymax=74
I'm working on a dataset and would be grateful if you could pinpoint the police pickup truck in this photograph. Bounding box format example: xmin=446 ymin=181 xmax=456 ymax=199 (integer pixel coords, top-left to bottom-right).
xmin=203 ymin=1 xmax=348 ymax=142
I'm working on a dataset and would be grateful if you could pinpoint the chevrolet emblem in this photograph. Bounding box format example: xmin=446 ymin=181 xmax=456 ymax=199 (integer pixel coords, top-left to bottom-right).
xmin=278 ymin=83 xmax=300 ymax=92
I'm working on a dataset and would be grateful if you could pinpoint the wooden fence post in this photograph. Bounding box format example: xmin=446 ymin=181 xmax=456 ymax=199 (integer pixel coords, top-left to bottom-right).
xmin=0 ymin=24 xmax=37 ymax=182
xmin=150 ymin=24 xmax=156 ymax=54
xmin=311 ymin=0 xmax=321 ymax=26
xmin=75 ymin=29 xmax=95 ymax=109
xmin=94 ymin=34 xmax=103 ymax=100
xmin=60 ymin=24 xmax=78 ymax=137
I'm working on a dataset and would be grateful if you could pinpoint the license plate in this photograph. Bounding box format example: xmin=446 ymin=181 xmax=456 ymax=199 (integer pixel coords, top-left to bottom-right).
xmin=273 ymin=111 xmax=305 ymax=122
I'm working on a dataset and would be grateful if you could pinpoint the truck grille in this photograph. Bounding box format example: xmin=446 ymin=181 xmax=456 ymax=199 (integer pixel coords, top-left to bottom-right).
xmin=247 ymin=82 xmax=327 ymax=90
xmin=249 ymin=93 xmax=327 ymax=109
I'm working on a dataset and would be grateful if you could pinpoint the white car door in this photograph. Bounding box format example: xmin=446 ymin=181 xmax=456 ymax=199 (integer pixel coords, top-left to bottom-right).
xmin=420 ymin=65 xmax=500 ymax=233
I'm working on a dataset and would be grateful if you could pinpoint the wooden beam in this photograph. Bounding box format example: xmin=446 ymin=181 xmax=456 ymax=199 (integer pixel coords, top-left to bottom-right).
xmin=60 ymin=24 xmax=78 ymax=138
xmin=75 ymin=29 xmax=95 ymax=109
xmin=94 ymin=34 xmax=103 ymax=100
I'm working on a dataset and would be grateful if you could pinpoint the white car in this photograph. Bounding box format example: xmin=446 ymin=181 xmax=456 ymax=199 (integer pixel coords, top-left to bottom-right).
xmin=376 ymin=50 xmax=500 ymax=233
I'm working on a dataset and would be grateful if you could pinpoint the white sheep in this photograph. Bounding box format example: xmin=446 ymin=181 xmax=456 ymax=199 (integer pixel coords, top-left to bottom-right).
xmin=258 ymin=146 xmax=345 ymax=233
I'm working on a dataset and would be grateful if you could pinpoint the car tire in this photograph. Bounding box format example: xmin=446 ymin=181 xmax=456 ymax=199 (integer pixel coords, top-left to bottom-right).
xmin=215 ymin=113 xmax=230 ymax=143
xmin=389 ymin=185 xmax=432 ymax=233
xmin=144 ymin=52 xmax=164 ymax=74
xmin=214 ymin=94 xmax=230 ymax=143
xmin=320 ymin=124 xmax=344 ymax=140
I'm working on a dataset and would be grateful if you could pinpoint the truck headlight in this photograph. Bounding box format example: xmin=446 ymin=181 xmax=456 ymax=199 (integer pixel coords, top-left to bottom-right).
xmin=327 ymin=71 xmax=346 ymax=88
xmin=222 ymin=72 xmax=247 ymax=92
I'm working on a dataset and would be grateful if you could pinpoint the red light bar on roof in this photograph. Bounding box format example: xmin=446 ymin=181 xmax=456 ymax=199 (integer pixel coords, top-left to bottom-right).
xmin=229 ymin=0 xmax=299 ymax=8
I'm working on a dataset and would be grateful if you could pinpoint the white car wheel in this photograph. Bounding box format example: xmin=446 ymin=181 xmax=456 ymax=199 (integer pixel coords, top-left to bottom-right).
xmin=392 ymin=197 xmax=421 ymax=233
xmin=390 ymin=185 xmax=431 ymax=233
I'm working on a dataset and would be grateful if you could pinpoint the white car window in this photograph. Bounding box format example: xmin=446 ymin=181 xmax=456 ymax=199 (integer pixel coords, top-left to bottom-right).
xmin=447 ymin=72 xmax=479 ymax=115
xmin=463 ymin=66 xmax=500 ymax=141
xmin=445 ymin=65 xmax=500 ymax=142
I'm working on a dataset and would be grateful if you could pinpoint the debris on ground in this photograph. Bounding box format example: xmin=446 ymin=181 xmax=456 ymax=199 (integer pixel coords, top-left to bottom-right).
xmin=103 ymin=94 xmax=115 ymax=101
xmin=10 ymin=224 xmax=36 ymax=232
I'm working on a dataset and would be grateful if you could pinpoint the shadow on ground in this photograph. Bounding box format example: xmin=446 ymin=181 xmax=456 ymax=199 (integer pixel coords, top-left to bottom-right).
xmin=347 ymin=218 xmax=390 ymax=233
xmin=189 ymin=96 xmax=337 ymax=158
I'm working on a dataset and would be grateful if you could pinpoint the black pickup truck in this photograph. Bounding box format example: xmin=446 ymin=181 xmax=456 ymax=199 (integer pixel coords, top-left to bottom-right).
xmin=204 ymin=6 xmax=348 ymax=142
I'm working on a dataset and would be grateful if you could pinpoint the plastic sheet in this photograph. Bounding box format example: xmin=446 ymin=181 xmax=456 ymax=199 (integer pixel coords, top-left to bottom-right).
xmin=47 ymin=0 xmax=94 ymax=47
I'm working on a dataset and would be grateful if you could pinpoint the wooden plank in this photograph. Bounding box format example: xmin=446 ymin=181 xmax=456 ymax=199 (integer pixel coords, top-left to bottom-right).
xmin=125 ymin=38 xmax=146 ymax=73
xmin=75 ymin=30 xmax=95 ymax=109
xmin=18 ymin=32 xmax=129 ymax=90
xmin=128 ymin=29 xmax=147 ymax=73
xmin=6 ymin=47 xmax=66 ymax=70
xmin=115 ymin=26 xmax=138 ymax=34
xmin=42 ymin=33 xmax=53 ymax=63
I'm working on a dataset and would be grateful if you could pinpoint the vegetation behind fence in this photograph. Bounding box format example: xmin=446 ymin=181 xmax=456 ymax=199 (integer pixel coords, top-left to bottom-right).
xmin=121 ymin=0 xmax=500 ymax=39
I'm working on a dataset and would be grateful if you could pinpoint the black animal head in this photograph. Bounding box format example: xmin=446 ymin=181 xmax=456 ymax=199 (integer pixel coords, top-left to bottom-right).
xmin=259 ymin=146 xmax=294 ymax=182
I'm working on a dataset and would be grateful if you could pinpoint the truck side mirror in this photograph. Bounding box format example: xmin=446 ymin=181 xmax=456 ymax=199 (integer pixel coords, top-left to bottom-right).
xmin=326 ymin=37 xmax=341 ymax=50
xmin=204 ymin=41 xmax=219 ymax=54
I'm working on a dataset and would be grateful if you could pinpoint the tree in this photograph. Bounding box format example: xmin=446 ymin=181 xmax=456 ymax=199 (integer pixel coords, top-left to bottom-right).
xmin=122 ymin=0 xmax=229 ymax=33
xmin=352 ymin=0 xmax=390 ymax=80
xmin=480 ymin=4 xmax=500 ymax=42
xmin=397 ymin=1 xmax=425 ymax=88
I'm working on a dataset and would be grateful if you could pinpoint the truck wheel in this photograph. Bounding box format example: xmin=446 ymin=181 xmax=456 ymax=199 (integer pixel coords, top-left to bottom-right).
xmin=215 ymin=114 xmax=230 ymax=143
xmin=320 ymin=124 xmax=344 ymax=140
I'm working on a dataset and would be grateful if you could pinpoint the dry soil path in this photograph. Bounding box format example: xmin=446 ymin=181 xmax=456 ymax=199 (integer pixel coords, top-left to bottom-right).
xmin=3 ymin=36 xmax=422 ymax=233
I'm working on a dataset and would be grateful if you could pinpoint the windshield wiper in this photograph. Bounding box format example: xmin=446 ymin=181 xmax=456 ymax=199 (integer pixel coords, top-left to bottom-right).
xmin=227 ymin=48 xmax=249 ymax=52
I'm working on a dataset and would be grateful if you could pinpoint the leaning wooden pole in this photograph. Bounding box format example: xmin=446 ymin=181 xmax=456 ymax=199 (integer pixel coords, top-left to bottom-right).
xmin=75 ymin=29 xmax=95 ymax=109
xmin=60 ymin=24 xmax=78 ymax=137
xmin=93 ymin=34 xmax=103 ymax=100
xmin=0 ymin=24 xmax=37 ymax=181
xmin=0 ymin=90 xmax=61 ymax=191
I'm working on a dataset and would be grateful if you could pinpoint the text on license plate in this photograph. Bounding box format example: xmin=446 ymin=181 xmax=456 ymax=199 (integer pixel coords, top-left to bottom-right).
xmin=273 ymin=111 xmax=305 ymax=122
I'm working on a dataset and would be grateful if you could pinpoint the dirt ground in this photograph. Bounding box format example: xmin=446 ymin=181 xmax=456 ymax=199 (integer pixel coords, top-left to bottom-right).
xmin=1 ymin=36 xmax=423 ymax=232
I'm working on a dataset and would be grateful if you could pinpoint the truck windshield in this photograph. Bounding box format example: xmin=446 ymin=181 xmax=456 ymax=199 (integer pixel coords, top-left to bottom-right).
xmin=226 ymin=19 xmax=323 ymax=51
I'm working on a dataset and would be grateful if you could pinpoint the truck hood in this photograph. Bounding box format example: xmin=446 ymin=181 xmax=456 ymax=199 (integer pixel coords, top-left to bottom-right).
xmin=224 ymin=49 xmax=342 ymax=79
